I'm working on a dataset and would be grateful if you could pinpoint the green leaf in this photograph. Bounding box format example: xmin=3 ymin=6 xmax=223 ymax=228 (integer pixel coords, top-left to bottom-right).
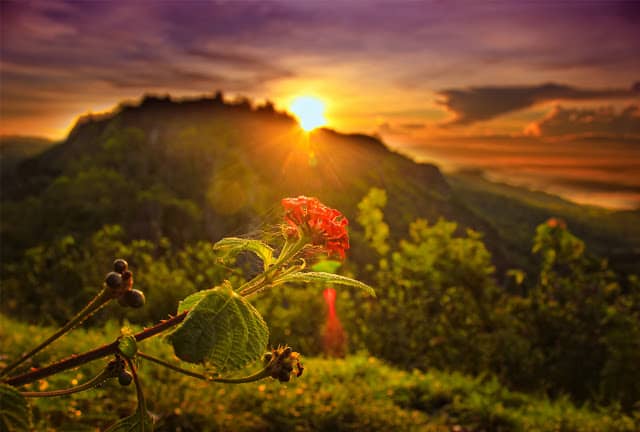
xmin=104 ymin=409 xmax=153 ymax=432
xmin=167 ymin=283 xmax=268 ymax=372
xmin=213 ymin=237 xmax=274 ymax=270
xmin=311 ymin=260 xmax=342 ymax=274
xmin=0 ymin=384 xmax=31 ymax=432
xmin=276 ymin=272 xmax=376 ymax=297
xmin=118 ymin=332 xmax=138 ymax=359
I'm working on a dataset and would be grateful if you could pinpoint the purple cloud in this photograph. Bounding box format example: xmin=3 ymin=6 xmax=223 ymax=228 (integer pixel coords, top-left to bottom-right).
xmin=527 ymin=105 xmax=640 ymax=138
xmin=438 ymin=83 xmax=640 ymax=126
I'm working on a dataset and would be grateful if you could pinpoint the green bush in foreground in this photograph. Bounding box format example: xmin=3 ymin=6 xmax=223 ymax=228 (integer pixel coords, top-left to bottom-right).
xmin=1 ymin=316 xmax=636 ymax=431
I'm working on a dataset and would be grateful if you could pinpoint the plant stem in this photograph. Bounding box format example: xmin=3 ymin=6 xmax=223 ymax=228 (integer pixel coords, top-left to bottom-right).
xmin=125 ymin=356 xmax=147 ymax=428
xmin=1 ymin=287 xmax=115 ymax=378
xmin=239 ymin=237 xmax=307 ymax=297
xmin=137 ymin=351 xmax=271 ymax=384
xmin=137 ymin=351 xmax=209 ymax=381
xmin=20 ymin=364 xmax=116 ymax=398
xmin=4 ymin=312 xmax=188 ymax=388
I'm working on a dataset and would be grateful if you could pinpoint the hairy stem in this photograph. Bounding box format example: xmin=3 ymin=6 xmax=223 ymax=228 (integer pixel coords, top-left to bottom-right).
xmin=125 ymin=356 xmax=147 ymax=429
xmin=20 ymin=363 xmax=117 ymax=398
xmin=137 ymin=351 xmax=271 ymax=384
xmin=137 ymin=351 xmax=209 ymax=381
xmin=239 ymin=237 xmax=307 ymax=297
xmin=4 ymin=312 xmax=188 ymax=387
xmin=1 ymin=287 xmax=115 ymax=378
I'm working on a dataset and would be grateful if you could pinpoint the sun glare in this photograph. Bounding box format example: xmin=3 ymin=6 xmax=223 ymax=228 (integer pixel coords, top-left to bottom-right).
xmin=289 ymin=96 xmax=327 ymax=131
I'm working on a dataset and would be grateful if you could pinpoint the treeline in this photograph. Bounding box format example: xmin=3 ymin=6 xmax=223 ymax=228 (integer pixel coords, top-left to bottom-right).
xmin=2 ymin=96 xmax=639 ymax=413
xmin=261 ymin=189 xmax=640 ymax=410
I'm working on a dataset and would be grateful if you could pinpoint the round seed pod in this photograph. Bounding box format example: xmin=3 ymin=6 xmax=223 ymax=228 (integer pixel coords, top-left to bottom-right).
xmin=278 ymin=370 xmax=291 ymax=382
xmin=118 ymin=370 xmax=133 ymax=386
xmin=121 ymin=289 xmax=146 ymax=308
xmin=113 ymin=259 xmax=128 ymax=274
xmin=105 ymin=272 xmax=123 ymax=290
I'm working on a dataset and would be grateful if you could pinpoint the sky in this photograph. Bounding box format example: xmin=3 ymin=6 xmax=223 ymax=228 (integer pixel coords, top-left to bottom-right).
xmin=1 ymin=0 xmax=640 ymax=209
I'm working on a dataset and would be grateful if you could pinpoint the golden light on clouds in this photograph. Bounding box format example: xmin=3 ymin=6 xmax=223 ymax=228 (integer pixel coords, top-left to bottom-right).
xmin=289 ymin=96 xmax=327 ymax=131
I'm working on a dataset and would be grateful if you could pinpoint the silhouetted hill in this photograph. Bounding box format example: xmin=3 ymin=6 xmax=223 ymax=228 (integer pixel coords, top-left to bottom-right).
xmin=2 ymin=94 xmax=638 ymax=277
xmin=0 ymin=135 xmax=55 ymax=176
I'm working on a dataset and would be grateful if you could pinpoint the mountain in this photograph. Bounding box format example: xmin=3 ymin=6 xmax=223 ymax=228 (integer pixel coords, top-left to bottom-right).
xmin=448 ymin=172 xmax=640 ymax=275
xmin=2 ymin=94 xmax=638 ymax=277
xmin=0 ymin=135 xmax=56 ymax=176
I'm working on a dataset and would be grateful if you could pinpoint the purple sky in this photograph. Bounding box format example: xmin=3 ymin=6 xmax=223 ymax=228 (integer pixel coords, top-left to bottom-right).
xmin=1 ymin=1 xmax=640 ymax=208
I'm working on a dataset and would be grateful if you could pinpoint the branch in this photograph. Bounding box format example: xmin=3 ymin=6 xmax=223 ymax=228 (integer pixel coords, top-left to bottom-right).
xmin=4 ymin=312 xmax=188 ymax=387
xmin=1 ymin=287 xmax=114 ymax=378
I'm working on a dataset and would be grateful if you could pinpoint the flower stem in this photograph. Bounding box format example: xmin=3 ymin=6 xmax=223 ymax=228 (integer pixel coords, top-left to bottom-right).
xmin=1 ymin=287 xmax=115 ymax=378
xmin=20 ymin=363 xmax=117 ymax=398
xmin=238 ymin=237 xmax=307 ymax=297
xmin=125 ymin=357 xmax=147 ymax=425
xmin=4 ymin=312 xmax=188 ymax=387
xmin=137 ymin=351 xmax=209 ymax=381
xmin=137 ymin=351 xmax=271 ymax=384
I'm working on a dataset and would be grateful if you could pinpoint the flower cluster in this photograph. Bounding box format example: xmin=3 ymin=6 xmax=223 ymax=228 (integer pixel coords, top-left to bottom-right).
xmin=281 ymin=196 xmax=350 ymax=259
xmin=263 ymin=346 xmax=304 ymax=382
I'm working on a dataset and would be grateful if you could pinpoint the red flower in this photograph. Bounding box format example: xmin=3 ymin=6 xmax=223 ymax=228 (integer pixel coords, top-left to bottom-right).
xmin=281 ymin=196 xmax=350 ymax=259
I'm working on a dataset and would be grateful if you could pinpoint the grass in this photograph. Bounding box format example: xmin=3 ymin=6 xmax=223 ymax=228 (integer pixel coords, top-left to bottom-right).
xmin=1 ymin=315 xmax=637 ymax=431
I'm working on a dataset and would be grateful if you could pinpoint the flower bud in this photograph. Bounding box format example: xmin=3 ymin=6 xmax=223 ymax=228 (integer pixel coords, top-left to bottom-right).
xmin=266 ymin=346 xmax=303 ymax=382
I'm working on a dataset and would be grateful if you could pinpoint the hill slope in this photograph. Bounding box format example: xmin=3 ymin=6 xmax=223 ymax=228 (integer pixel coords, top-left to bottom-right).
xmin=2 ymin=94 xmax=638 ymax=276
xmin=0 ymin=135 xmax=55 ymax=176
xmin=448 ymin=172 xmax=640 ymax=274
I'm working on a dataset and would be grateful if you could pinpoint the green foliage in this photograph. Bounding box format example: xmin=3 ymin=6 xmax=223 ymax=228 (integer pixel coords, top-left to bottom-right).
xmin=0 ymin=383 xmax=31 ymax=432
xmin=354 ymin=188 xmax=640 ymax=409
xmin=254 ymin=284 xmax=328 ymax=356
xmin=213 ymin=237 xmax=274 ymax=271
xmin=118 ymin=332 xmax=138 ymax=359
xmin=311 ymin=260 xmax=342 ymax=274
xmin=274 ymin=272 xmax=375 ymax=297
xmin=168 ymin=282 xmax=269 ymax=371
xmin=448 ymin=172 xmax=640 ymax=275
xmin=356 ymin=187 xmax=390 ymax=256
xmin=1 ymin=225 xmax=230 ymax=324
xmin=516 ymin=220 xmax=640 ymax=406
xmin=1 ymin=318 xmax=636 ymax=431
xmin=104 ymin=410 xmax=153 ymax=432
xmin=356 ymin=200 xmax=499 ymax=373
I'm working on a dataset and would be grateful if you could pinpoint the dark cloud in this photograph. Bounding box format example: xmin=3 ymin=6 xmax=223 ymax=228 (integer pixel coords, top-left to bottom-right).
xmin=547 ymin=177 xmax=640 ymax=194
xmin=438 ymin=83 xmax=640 ymax=125
xmin=527 ymin=105 xmax=640 ymax=137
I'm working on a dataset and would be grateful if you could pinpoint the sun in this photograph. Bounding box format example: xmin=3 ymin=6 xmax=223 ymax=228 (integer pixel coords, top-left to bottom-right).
xmin=289 ymin=96 xmax=327 ymax=131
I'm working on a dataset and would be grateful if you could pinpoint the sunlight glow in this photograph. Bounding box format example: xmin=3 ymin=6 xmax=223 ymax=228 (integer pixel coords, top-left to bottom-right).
xmin=289 ymin=96 xmax=327 ymax=131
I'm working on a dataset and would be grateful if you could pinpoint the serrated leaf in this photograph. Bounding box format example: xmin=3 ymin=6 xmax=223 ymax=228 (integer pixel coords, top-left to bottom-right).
xmin=104 ymin=409 xmax=153 ymax=432
xmin=167 ymin=283 xmax=268 ymax=372
xmin=276 ymin=272 xmax=376 ymax=297
xmin=0 ymin=384 xmax=31 ymax=432
xmin=213 ymin=237 xmax=274 ymax=270
xmin=175 ymin=281 xmax=236 ymax=315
